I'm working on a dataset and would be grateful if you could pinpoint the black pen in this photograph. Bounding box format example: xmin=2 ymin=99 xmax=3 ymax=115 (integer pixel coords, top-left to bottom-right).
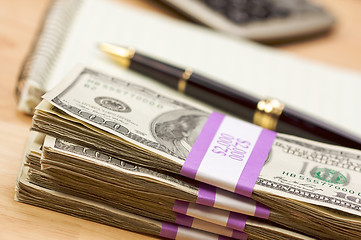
xmin=100 ymin=42 xmax=361 ymax=150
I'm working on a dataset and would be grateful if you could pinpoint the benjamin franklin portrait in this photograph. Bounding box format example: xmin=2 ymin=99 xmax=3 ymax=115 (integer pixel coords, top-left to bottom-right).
xmin=151 ymin=109 xmax=209 ymax=159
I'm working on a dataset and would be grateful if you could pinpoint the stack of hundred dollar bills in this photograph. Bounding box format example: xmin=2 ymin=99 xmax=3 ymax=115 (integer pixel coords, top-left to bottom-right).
xmin=16 ymin=66 xmax=361 ymax=240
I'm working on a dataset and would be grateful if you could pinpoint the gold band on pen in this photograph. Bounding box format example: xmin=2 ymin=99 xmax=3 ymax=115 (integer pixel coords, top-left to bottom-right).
xmin=253 ymin=98 xmax=284 ymax=131
xmin=178 ymin=68 xmax=193 ymax=93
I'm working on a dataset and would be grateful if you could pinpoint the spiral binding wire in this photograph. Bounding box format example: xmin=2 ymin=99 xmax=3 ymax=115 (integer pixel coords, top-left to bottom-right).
xmin=17 ymin=0 xmax=83 ymax=115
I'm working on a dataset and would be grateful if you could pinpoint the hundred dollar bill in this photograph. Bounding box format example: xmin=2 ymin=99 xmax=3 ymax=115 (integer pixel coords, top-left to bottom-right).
xmin=33 ymin=133 xmax=251 ymax=238
xmin=19 ymin=131 xmax=315 ymax=240
xmin=40 ymin=133 xmax=270 ymax=220
xmin=253 ymin=135 xmax=361 ymax=239
xmin=40 ymin=133 xmax=309 ymax=237
xmin=40 ymin=67 xmax=211 ymax=173
xmin=17 ymin=166 xmax=313 ymax=240
xmin=38 ymin=132 xmax=359 ymax=239
xmin=17 ymin=166 xmax=237 ymax=240
xmin=34 ymin=66 xmax=361 ymax=239
xmin=22 ymin=132 xmax=245 ymax=239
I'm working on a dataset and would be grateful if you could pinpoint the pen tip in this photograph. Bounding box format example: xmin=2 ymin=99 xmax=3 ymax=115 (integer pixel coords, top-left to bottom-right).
xmin=98 ymin=43 xmax=135 ymax=67
xmin=98 ymin=42 xmax=115 ymax=52
xmin=98 ymin=42 xmax=105 ymax=50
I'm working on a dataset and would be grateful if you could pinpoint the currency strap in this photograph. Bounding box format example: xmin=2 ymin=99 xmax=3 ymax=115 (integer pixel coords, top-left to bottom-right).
xmin=181 ymin=112 xmax=276 ymax=198
xmin=159 ymin=222 xmax=241 ymax=240
xmin=173 ymin=200 xmax=247 ymax=232
xmin=196 ymin=183 xmax=270 ymax=219
xmin=173 ymin=213 xmax=248 ymax=239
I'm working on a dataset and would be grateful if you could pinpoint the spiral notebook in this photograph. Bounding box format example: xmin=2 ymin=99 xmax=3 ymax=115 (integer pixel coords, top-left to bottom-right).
xmin=17 ymin=0 xmax=361 ymax=137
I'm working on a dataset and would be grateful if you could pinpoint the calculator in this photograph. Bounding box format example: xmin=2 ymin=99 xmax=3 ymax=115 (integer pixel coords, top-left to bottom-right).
xmin=158 ymin=0 xmax=335 ymax=43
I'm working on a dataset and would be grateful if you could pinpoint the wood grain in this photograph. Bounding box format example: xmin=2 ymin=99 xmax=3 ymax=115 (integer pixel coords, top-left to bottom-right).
xmin=278 ymin=0 xmax=361 ymax=72
xmin=0 ymin=0 xmax=360 ymax=239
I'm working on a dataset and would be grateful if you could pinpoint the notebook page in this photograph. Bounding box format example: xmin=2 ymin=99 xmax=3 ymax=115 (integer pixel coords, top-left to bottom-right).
xmin=45 ymin=0 xmax=361 ymax=138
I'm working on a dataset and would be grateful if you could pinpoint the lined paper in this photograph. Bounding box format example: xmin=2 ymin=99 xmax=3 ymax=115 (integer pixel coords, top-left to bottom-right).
xmin=46 ymin=0 xmax=361 ymax=138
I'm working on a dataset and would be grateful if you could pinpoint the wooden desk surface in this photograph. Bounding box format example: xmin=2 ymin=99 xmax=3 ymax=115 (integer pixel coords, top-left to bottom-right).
xmin=0 ymin=0 xmax=360 ymax=239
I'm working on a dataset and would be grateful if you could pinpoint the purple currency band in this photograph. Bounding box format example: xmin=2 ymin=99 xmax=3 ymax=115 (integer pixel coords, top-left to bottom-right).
xmin=181 ymin=112 xmax=224 ymax=179
xmin=235 ymin=128 xmax=276 ymax=197
xmin=255 ymin=202 xmax=271 ymax=219
xmin=196 ymin=183 xmax=216 ymax=207
xmin=173 ymin=200 xmax=189 ymax=215
xmin=197 ymin=183 xmax=270 ymax=219
xmin=181 ymin=111 xmax=276 ymax=198
xmin=232 ymin=230 xmax=248 ymax=240
xmin=218 ymin=236 xmax=239 ymax=240
xmin=175 ymin=213 xmax=248 ymax=240
xmin=226 ymin=212 xmax=247 ymax=232
xmin=159 ymin=222 xmax=178 ymax=239
xmin=173 ymin=200 xmax=249 ymax=239
xmin=175 ymin=213 xmax=194 ymax=228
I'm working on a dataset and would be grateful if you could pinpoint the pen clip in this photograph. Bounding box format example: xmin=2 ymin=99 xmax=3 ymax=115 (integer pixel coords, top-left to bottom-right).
xmin=178 ymin=68 xmax=193 ymax=93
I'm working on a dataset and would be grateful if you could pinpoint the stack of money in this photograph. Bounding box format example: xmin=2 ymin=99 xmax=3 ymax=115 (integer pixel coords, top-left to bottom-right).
xmin=16 ymin=66 xmax=361 ymax=239
xmin=17 ymin=131 xmax=314 ymax=240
